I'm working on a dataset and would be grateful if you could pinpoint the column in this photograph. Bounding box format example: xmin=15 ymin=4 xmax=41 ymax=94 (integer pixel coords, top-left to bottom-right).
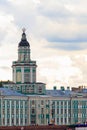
xmin=30 ymin=67 xmax=32 ymax=82
xmin=5 ymin=101 xmax=7 ymax=126
xmin=67 ymin=101 xmax=68 ymax=124
xmin=1 ymin=98 xmax=3 ymax=126
xmin=23 ymin=101 xmax=25 ymax=125
xmin=19 ymin=101 xmax=20 ymax=126
xmin=14 ymin=101 xmax=16 ymax=125
xmin=59 ymin=101 xmax=61 ymax=124
xmin=55 ymin=101 xmax=57 ymax=125
xmin=21 ymin=67 xmax=24 ymax=83
xmin=63 ymin=101 xmax=64 ymax=124
xmin=13 ymin=67 xmax=16 ymax=83
xmin=28 ymin=99 xmax=30 ymax=125
xmin=9 ymin=100 xmax=11 ymax=126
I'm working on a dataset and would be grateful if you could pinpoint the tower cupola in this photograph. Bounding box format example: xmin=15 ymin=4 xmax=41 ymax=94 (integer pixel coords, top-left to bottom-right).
xmin=18 ymin=28 xmax=31 ymax=62
xmin=18 ymin=28 xmax=30 ymax=47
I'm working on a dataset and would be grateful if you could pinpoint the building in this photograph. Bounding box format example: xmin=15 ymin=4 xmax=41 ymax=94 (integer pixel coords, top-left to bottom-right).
xmin=0 ymin=29 xmax=87 ymax=126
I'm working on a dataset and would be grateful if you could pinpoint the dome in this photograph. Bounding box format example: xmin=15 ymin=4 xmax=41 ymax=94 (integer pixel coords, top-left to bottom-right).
xmin=18 ymin=29 xmax=30 ymax=47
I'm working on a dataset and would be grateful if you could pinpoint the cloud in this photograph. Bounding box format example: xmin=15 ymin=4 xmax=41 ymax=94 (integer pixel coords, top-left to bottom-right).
xmin=0 ymin=0 xmax=87 ymax=89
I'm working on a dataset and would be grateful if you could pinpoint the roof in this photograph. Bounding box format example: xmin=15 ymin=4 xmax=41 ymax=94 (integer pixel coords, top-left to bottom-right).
xmin=18 ymin=32 xmax=30 ymax=47
xmin=0 ymin=88 xmax=24 ymax=96
xmin=46 ymin=89 xmax=72 ymax=97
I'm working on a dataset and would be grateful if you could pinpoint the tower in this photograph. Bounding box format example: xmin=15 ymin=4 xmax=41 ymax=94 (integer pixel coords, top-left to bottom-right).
xmin=11 ymin=29 xmax=46 ymax=95
xmin=12 ymin=29 xmax=37 ymax=84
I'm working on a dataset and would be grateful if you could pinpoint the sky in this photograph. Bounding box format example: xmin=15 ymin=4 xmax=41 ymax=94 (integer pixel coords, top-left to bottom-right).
xmin=0 ymin=0 xmax=87 ymax=89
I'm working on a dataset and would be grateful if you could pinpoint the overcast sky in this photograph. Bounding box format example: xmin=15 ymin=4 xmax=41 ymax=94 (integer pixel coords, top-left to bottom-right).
xmin=0 ymin=0 xmax=87 ymax=89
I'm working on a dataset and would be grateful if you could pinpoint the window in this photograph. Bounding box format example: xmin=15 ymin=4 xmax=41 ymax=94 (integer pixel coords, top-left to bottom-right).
xmin=57 ymin=108 xmax=59 ymax=114
xmin=38 ymin=86 xmax=42 ymax=93
xmin=25 ymin=118 xmax=27 ymax=124
xmin=12 ymin=118 xmax=14 ymax=124
xmin=25 ymin=101 xmax=27 ymax=108
xmin=24 ymin=73 xmax=30 ymax=83
xmin=57 ymin=118 xmax=59 ymax=123
xmin=11 ymin=101 xmax=14 ymax=107
xmin=64 ymin=101 xmax=67 ymax=106
xmin=20 ymin=101 xmax=23 ymax=108
xmin=61 ymin=118 xmax=63 ymax=123
xmin=16 ymin=109 xmax=19 ymax=114
xmin=57 ymin=101 xmax=59 ymax=106
xmin=65 ymin=118 xmax=67 ymax=123
xmin=3 ymin=118 xmax=5 ymax=124
xmin=3 ymin=101 xmax=5 ymax=107
xmin=31 ymin=108 xmax=35 ymax=114
xmin=41 ymin=100 xmax=44 ymax=105
xmin=7 ymin=118 xmax=9 ymax=124
xmin=12 ymin=109 xmax=14 ymax=114
xmin=32 ymin=100 xmax=35 ymax=105
xmin=16 ymin=101 xmax=19 ymax=105
xmin=65 ymin=109 xmax=67 ymax=114
xmin=52 ymin=101 xmax=55 ymax=107
xmin=30 ymin=87 xmax=34 ymax=93
xmin=3 ymin=109 xmax=5 ymax=114
xmin=16 ymin=118 xmax=19 ymax=124
xmin=20 ymin=109 xmax=23 ymax=114
xmin=16 ymin=101 xmax=19 ymax=107
xmin=61 ymin=109 xmax=63 ymax=114
xmin=21 ymin=118 xmax=23 ymax=124
xmin=61 ymin=101 xmax=63 ymax=106
xmin=25 ymin=109 xmax=27 ymax=115
xmin=7 ymin=109 xmax=10 ymax=114
xmin=16 ymin=72 xmax=21 ymax=82
xmin=41 ymin=118 xmax=44 ymax=124
xmin=31 ymin=118 xmax=36 ymax=125
xmin=41 ymin=108 xmax=44 ymax=114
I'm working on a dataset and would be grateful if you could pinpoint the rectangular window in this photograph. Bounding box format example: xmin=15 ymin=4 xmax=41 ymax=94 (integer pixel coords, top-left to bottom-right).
xmin=41 ymin=108 xmax=44 ymax=114
xmin=61 ymin=109 xmax=63 ymax=114
xmin=41 ymin=100 xmax=44 ymax=105
xmin=16 ymin=109 xmax=19 ymax=114
xmin=38 ymin=86 xmax=42 ymax=93
xmin=31 ymin=117 xmax=36 ymax=124
xmin=57 ymin=101 xmax=59 ymax=106
xmin=24 ymin=73 xmax=30 ymax=83
xmin=64 ymin=101 xmax=67 ymax=106
xmin=11 ymin=101 xmax=14 ymax=107
xmin=57 ymin=118 xmax=59 ymax=123
xmin=57 ymin=108 xmax=59 ymax=114
xmin=12 ymin=118 xmax=14 ymax=124
xmin=61 ymin=101 xmax=63 ymax=106
xmin=16 ymin=118 xmax=19 ymax=124
xmin=16 ymin=72 xmax=21 ymax=82
xmin=61 ymin=118 xmax=63 ymax=123
xmin=25 ymin=109 xmax=27 ymax=115
xmin=31 ymin=108 xmax=35 ymax=114
xmin=65 ymin=109 xmax=67 ymax=114
xmin=32 ymin=100 xmax=35 ymax=105
xmin=3 ymin=118 xmax=5 ymax=124
xmin=21 ymin=118 xmax=23 ymax=124
xmin=7 ymin=109 xmax=10 ymax=114
xmin=20 ymin=109 xmax=23 ymax=114
xmin=3 ymin=109 xmax=5 ymax=114
xmin=7 ymin=118 xmax=9 ymax=124
xmin=12 ymin=109 xmax=14 ymax=114
xmin=25 ymin=118 xmax=27 ymax=124
xmin=65 ymin=118 xmax=67 ymax=123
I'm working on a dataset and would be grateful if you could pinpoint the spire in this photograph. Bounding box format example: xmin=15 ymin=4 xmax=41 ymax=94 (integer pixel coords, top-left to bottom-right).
xmin=21 ymin=28 xmax=26 ymax=40
xmin=18 ymin=28 xmax=30 ymax=47
xmin=22 ymin=28 xmax=26 ymax=33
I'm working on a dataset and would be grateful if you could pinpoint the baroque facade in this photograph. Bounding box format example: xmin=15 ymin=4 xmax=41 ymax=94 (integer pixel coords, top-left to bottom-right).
xmin=0 ymin=29 xmax=87 ymax=126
